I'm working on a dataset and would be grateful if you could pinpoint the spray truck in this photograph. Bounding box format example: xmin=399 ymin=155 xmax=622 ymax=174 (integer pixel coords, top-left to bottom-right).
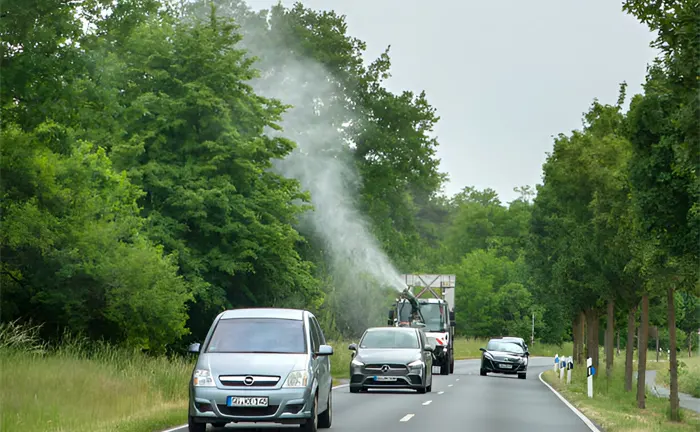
xmin=388 ymin=274 xmax=456 ymax=375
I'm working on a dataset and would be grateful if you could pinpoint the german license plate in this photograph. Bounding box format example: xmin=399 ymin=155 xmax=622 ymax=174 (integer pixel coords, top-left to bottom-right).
xmin=227 ymin=396 xmax=269 ymax=407
xmin=374 ymin=376 xmax=397 ymax=381
xmin=499 ymin=363 xmax=513 ymax=369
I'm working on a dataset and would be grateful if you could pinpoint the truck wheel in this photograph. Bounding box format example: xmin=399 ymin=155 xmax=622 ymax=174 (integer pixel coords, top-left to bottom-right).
xmin=440 ymin=358 xmax=449 ymax=375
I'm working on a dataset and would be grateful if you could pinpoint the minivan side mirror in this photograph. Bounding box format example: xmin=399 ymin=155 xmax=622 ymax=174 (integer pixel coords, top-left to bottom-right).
xmin=348 ymin=343 xmax=358 ymax=351
xmin=317 ymin=344 xmax=334 ymax=356
xmin=188 ymin=342 xmax=201 ymax=354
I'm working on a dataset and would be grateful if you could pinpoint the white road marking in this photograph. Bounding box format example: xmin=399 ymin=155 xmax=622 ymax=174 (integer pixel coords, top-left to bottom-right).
xmin=422 ymin=400 xmax=432 ymax=406
xmin=456 ymin=378 xmax=460 ymax=381
xmin=538 ymin=371 xmax=602 ymax=432
xmin=438 ymin=391 xmax=444 ymax=394
xmin=448 ymin=384 xmax=453 ymax=387
xmin=400 ymin=414 xmax=415 ymax=422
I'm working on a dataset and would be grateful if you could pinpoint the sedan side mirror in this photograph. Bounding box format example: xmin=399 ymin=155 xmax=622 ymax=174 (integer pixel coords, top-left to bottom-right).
xmin=525 ymin=351 xmax=530 ymax=357
xmin=316 ymin=344 xmax=334 ymax=356
xmin=449 ymin=311 xmax=456 ymax=327
xmin=188 ymin=342 xmax=201 ymax=354
xmin=348 ymin=343 xmax=358 ymax=351
xmin=479 ymin=347 xmax=486 ymax=353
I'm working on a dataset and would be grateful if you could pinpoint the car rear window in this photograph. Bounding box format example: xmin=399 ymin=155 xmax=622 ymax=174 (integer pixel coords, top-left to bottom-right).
xmin=205 ymin=318 xmax=306 ymax=354
xmin=360 ymin=330 xmax=419 ymax=349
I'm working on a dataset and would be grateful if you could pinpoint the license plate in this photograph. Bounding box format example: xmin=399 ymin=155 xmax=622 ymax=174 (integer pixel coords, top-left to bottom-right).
xmin=227 ymin=396 xmax=269 ymax=407
xmin=499 ymin=363 xmax=513 ymax=369
xmin=374 ymin=376 xmax=397 ymax=381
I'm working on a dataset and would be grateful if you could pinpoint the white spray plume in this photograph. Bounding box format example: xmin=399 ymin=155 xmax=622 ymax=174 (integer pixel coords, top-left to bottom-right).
xmin=245 ymin=45 xmax=407 ymax=294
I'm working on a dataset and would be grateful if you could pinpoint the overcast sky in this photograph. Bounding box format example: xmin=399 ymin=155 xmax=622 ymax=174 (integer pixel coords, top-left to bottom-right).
xmin=245 ymin=0 xmax=658 ymax=203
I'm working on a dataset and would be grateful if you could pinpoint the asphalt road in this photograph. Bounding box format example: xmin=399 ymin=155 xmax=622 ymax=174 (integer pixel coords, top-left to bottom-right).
xmin=168 ymin=357 xmax=596 ymax=432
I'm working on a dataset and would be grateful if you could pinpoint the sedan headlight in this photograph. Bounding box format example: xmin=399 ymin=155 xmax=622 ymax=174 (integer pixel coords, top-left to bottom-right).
xmin=521 ymin=357 xmax=528 ymax=364
xmin=283 ymin=370 xmax=309 ymax=388
xmin=483 ymin=352 xmax=493 ymax=360
xmin=407 ymin=359 xmax=424 ymax=370
xmin=193 ymin=369 xmax=216 ymax=387
xmin=351 ymin=358 xmax=364 ymax=367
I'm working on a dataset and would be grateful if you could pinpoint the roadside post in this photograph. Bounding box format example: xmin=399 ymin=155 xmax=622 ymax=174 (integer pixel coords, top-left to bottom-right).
xmin=559 ymin=357 xmax=566 ymax=380
xmin=586 ymin=357 xmax=595 ymax=398
xmin=566 ymin=356 xmax=572 ymax=384
xmin=554 ymin=354 xmax=559 ymax=372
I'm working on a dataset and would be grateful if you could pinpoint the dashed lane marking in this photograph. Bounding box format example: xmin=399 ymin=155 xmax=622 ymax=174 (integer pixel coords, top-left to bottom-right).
xmin=448 ymin=384 xmax=453 ymax=387
xmin=400 ymin=414 xmax=415 ymax=422
xmin=422 ymin=400 xmax=432 ymax=406
xmin=438 ymin=391 xmax=444 ymax=394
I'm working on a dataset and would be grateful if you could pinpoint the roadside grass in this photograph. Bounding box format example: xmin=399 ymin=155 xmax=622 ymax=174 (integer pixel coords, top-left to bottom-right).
xmin=542 ymin=362 xmax=700 ymax=431
xmin=0 ymin=321 xmax=194 ymax=432
xmin=655 ymin=355 xmax=700 ymax=398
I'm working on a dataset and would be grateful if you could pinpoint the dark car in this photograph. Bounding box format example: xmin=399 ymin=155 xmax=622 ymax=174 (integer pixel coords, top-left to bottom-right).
xmin=480 ymin=338 xmax=529 ymax=379
xmin=348 ymin=326 xmax=434 ymax=394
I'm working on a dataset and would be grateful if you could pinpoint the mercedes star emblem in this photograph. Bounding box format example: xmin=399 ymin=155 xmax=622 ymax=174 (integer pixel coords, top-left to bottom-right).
xmin=243 ymin=376 xmax=255 ymax=386
xmin=381 ymin=365 xmax=390 ymax=373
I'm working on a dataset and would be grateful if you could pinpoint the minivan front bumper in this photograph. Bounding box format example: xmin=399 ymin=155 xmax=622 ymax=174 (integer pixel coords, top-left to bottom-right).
xmin=189 ymin=386 xmax=314 ymax=425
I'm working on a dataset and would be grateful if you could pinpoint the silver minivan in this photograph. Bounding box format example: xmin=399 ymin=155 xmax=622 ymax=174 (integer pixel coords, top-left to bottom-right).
xmin=187 ymin=308 xmax=334 ymax=431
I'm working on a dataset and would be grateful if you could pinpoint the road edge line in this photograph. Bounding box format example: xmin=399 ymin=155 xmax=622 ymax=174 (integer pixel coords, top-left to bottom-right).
xmin=537 ymin=371 xmax=602 ymax=432
xmin=162 ymin=383 xmax=350 ymax=431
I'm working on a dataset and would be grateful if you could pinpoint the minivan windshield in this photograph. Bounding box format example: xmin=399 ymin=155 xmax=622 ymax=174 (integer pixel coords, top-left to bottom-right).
xmin=205 ymin=318 xmax=306 ymax=354
xmin=486 ymin=340 xmax=525 ymax=354
xmin=360 ymin=330 xmax=419 ymax=349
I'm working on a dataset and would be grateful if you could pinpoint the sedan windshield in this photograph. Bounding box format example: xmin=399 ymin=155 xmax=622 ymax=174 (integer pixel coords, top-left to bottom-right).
xmin=360 ymin=330 xmax=419 ymax=349
xmin=205 ymin=318 xmax=306 ymax=354
xmin=486 ymin=340 xmax=525 ymax=354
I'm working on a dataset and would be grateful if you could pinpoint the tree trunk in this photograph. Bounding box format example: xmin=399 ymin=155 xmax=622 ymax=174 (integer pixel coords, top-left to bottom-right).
xmin=606 ymin=299 xmax=615 ymax=378
xmin=625 ymin=304 xmax=636 ymax=392
xmin=617 ymin=330 xmax=620 ymax=356
xmin=637 ymin=294 xmax=649 ymax=408
xmin=668 ymin=285 xmax=679 ymax=421
xmin=573 ymin=312 xmax=580 ymax=364
xmin=576 ymin=311 xmax=585 ymax=365
xmin=585 ymin=308 xmax=599 ymax=372
xmin=593 ymin=309 xmax=600 ymax=372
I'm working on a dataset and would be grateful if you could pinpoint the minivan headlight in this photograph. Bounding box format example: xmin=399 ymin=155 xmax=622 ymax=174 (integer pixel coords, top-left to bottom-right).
xmin=283 ymin=370 xmax=309 ymax=388
xmin=193 ymin=369 xmax=216 ymax=387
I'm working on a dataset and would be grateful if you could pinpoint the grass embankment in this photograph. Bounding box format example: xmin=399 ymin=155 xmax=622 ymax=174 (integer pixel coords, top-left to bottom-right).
xmin=542 ymin=356 xmax=700 ymax=432
xmin=655 ymin=355 xmax=700 ymax=398
xmin=0 ymin=323 xmax=194 ymax=432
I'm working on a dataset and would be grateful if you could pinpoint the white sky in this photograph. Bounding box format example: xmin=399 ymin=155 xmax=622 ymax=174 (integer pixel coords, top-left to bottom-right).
xmin=246 ymin=0 xmax=658 ymax=203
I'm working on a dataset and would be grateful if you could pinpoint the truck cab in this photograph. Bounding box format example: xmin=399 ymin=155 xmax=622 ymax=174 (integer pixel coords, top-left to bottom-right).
xmin=389 ymin=298 xmax=455 ymax=375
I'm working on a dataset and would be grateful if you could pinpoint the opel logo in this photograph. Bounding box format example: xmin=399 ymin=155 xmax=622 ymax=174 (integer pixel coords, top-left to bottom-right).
xmin=243 ymin=376 xmax=255 ymax=386
xmin=381 ymin=365 xmax=390 ymax=373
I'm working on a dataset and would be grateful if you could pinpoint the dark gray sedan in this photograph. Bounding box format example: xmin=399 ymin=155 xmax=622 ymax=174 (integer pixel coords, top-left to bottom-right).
xmin=348 ymin=326 xmax=434 ymax=394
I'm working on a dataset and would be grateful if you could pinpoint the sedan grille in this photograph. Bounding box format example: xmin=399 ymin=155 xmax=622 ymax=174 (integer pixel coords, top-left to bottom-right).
xmin=218 ymin=375 xmax=280 ymax=387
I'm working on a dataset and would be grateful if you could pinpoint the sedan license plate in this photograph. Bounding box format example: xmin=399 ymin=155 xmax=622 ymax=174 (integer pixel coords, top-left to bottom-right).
xmin=374 ymin=376 xmax=397 ymax=382
xmin=227 ymin=396 xmax=269 ymax=407
xmin=499 ymin=363 xmax=513 ymax=369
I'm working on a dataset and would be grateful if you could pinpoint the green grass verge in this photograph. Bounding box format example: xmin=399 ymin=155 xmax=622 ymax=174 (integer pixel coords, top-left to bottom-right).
xmin=655 ymin=355 xmax=700 ymax=398
xmin=542 ymin=363 xmax=700 ymax=431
